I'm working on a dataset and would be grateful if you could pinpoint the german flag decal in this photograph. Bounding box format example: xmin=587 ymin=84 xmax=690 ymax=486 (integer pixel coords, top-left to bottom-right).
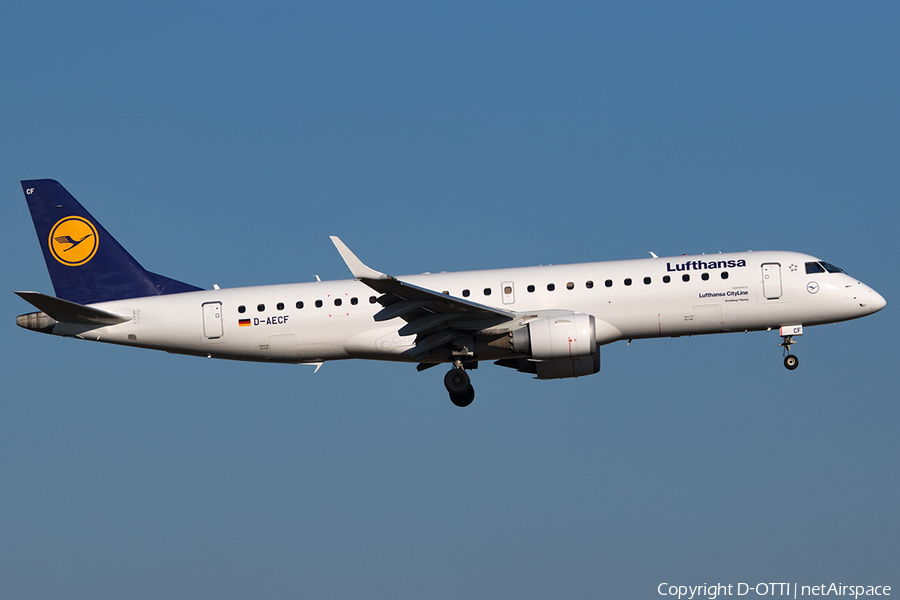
xmin=238 ymin=319 xmax=251 ymax=327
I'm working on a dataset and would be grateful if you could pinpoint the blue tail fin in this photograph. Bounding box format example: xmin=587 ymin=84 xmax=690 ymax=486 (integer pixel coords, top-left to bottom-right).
xmin=21 ymin=179 xmax=203 ymax=305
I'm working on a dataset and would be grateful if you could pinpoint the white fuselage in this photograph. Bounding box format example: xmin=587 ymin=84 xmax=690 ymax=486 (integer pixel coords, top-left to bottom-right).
xmin=46 ymin=250 xmax=885 ymax=366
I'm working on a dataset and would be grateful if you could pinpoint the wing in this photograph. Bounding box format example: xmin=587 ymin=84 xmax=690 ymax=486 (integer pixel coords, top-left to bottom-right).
xmin=330 ymin=237 xmax=516 ymax=362
xmin=54 ymin=235 xmax=75 ymax=244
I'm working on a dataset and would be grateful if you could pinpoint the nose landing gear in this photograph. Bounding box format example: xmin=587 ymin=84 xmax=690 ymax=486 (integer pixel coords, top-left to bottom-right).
xmin=777 ymin=325 xmax=803 ymax=370
xmin=444 ymin=362 xmax=475 ymax=407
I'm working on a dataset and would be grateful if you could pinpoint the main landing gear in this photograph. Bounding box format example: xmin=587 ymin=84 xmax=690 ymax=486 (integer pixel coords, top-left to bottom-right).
xmin=780 ymin=334 xmax=800 ymax=370
xmin=444 ymin=362 xmax=475 ymax=407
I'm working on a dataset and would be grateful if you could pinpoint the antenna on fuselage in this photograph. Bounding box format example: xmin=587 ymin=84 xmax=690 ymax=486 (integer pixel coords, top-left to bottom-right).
xmin=649 ymin=252 xmax=658 ymax=259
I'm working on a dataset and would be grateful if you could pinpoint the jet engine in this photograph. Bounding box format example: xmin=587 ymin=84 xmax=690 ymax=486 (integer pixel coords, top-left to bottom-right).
xmin=494 ymin=313 xmax=601 ymax=379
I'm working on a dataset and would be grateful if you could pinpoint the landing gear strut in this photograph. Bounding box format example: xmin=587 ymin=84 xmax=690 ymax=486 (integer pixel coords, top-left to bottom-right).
xmin=444 ymin=362 xmax=475 ymax=407
xmin=780 ymin=334 xmax=799 ymax=370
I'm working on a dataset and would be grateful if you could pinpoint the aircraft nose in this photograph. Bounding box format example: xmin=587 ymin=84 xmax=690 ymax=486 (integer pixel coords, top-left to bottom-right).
xmin=869 ymin=288 xmax=886 ymax=313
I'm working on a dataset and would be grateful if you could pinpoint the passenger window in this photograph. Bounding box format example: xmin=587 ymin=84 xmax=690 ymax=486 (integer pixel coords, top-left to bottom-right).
xmin=483 ymin=288 xmax=492 ymax=296
xmin=566 ymin=282 xmax=574 ymax=290
xmin=585 ymin=280 xmax=593 ymax=289
xmin=462 ymin=289 xmax=470 ymax=297
xmin=351 ymin=297 xmax=358 ymax=305
xmin=315 ymin=300 xmax=323 ymax=308
xmin=806 ymin=262 xmax=825 ymax=274
xmin=701 ymin=273 xmax=709 ymax=281
xmin=369 ymin=296 xmax=377 ymax=304
xmin=682 ymin=274 xmax=690 ymax=282
xmin=605 ymin=280 xmax=613 ymax=288
xmin=721 ymin=272 xmax=729 ymax=280
xmin=296 ymin=301 xmax=304 ymax=309
xmin=547 ymin=283 xmax=555 ymax=291
xmin=643 ymin=277 xmax=651 ymax=285
xmin=277 ymin=302 xmax=285 ymax=310
xmin=238 ymin=305 xmax=246 ymax=313
xmin=624 ymin=278 xmax=632 ymax=286
xmin=334 ymin=298 xmax=342 ymax=306
xmin=663 ymin=276 xmax=671 ymax=283
xmin=257 ymin=304 xmax=265 ymax=312
xmin=527 ymin=285 xmax=535 ymax=293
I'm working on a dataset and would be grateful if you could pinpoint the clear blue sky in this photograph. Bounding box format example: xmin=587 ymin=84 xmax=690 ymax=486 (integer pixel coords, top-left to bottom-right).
xmin=1 ymin=2 xmax=898 ymax=598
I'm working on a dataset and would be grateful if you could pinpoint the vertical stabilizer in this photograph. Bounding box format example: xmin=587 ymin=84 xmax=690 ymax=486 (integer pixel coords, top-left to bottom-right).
xmin=21 ymin=179 xmax=202 ymax=304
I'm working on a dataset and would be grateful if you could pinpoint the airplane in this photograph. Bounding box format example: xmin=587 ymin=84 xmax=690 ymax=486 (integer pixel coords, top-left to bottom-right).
xmin=16 ymin=179 xmax=886 ymax=407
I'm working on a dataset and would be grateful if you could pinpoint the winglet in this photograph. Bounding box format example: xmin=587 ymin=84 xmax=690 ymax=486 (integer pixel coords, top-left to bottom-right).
xmin=330 ymin=236 xmax=391 ymax=280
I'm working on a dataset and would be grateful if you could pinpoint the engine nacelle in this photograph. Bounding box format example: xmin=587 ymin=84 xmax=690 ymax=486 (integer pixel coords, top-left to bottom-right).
xmin=511 ymin=313 xmax=597 ymax=360
xmin=491 ymin=313 xmax=604 ymax=380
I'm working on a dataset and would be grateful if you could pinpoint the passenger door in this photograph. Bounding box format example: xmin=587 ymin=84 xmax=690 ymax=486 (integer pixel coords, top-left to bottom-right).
xmin=762 ymin=263 xmax=782 ymax=299
xmin=202 ymin=302 xmax=223 ymax=339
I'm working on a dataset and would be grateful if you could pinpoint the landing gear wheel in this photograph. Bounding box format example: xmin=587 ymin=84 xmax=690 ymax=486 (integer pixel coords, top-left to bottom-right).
xmin=784 ymin=354 xmax=799 ymax=370
xmin=444 ymin=369 xmax=471 ymax=395
xmin=444 ymin=368 xmax=475 ymax=407
xmin=449 ymin=387 xmax=475 ymax=408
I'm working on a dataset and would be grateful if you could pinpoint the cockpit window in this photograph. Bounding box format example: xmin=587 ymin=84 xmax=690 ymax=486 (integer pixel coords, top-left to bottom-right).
xmin=821 ymin=262 xmax=845 ymax=273
xmin=805 ymin=262 xmax=825 ymax=274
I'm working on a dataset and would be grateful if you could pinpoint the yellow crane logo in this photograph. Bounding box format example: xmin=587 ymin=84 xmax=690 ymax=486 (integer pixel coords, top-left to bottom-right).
xmin=48 ymin=216 xmax=99 ymax=266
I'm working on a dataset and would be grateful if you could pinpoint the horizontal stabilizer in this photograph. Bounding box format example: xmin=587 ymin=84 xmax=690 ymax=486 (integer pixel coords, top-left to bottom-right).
xmin=15 ymin=291 xmax=131 ymax=325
